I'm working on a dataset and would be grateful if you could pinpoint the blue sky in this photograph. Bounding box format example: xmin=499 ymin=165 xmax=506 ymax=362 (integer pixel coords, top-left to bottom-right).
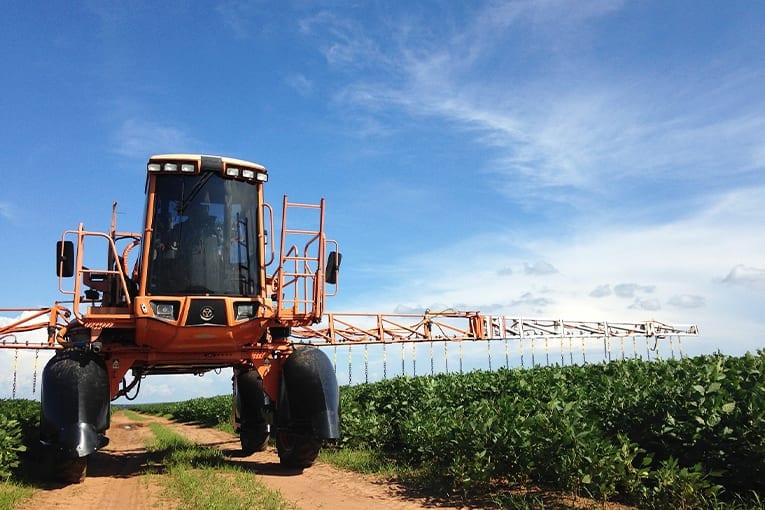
xmin=1 ymin=1 xmax=764 ymax=402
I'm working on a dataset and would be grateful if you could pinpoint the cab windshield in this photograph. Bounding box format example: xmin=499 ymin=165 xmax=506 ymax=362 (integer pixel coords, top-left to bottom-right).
xmin=147 ymin=172 xmax=260 ymax=296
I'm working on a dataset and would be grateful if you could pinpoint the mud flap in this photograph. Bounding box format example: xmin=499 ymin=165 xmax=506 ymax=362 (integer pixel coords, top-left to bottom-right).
xmin=40 ymin=349 xmax=111 ymax=459
xmin=277 ymin=345 xmax=340 ymax=439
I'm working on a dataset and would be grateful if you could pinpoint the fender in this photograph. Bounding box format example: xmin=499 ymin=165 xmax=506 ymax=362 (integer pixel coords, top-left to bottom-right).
xmin=40 ymin=349 xmax=110 ymax=457
xmin=278 ymin=345 xmax=340 ymax=439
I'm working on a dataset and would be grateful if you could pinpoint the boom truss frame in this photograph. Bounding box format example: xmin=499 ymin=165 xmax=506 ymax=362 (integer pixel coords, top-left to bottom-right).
xmin=290 ymin=310 xmax=699 ymax=346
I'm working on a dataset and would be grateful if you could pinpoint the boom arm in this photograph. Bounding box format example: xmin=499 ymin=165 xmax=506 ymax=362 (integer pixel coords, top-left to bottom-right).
xmin=1 ymin=308 xmax=698 ymax=350
xmin=290 ymin=311 xmax=698 ymax=345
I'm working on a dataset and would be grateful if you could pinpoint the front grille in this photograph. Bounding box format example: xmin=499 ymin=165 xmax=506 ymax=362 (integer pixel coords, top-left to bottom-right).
xmin=185 ymin=299 xmax=227 ymax=326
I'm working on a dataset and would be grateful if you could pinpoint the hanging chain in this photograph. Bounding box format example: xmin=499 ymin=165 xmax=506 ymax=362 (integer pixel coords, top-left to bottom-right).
xmin=347 ymin=345 xmax=352 ymax=385
xmin=430 ymin=341 xmax=435 ymax=375
xmin=487 ymin=338 xmax=492 ymax=371
xmin=364 ymin=344 xmax=369 ymax=383
xmin=383 ymin=343 xmax=387 ymax=379
xmin=12 ymin=349 xmax=19 ymax=399
xmin=32 ymin=350 xmax=40 ymax=395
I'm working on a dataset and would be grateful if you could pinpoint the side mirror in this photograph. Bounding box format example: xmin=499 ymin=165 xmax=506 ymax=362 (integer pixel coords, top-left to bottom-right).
xmin=325 ymin=251 xmax=342 ymax=285
xmin=57 ymin=241 xmax=74 ymax=278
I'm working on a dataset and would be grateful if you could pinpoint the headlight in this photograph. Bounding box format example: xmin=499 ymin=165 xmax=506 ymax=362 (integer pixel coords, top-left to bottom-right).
xmin=163 ymin=163 xmax=178 ymax=172
xmin=150 ymin=301 xmax=180 ymax=320
xmin=235 ymin=302 xmax=257 ymax=320
xmin=147 ymin=163 xmax=161 ymax=172
xmin=181 ymin=163 xmax=196 ymax=173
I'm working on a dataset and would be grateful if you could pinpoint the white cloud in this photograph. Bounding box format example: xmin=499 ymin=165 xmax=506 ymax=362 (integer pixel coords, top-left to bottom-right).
xmin=590 ymin=284 xmax=611 ymax=298
xmin=629 ymin=297 xmax=661 ymax=312
xmin=112 ymin=118 xmax=197 ymax=159
xmin=668 ymin=294 xmax=706 ymax=309
xmin=613 ymin=283 xmax=655 ymax=299
xmin=722 ymin=264 xmax=765 ymax=290
xmin=0 ymin=202 xmax=13 ymax=221
xmin=350 ymin=186 xmax=765 ymax=355
xmin=216 ymin=0 xmax=264 ymax=39
xmin=524 ymin=261 xmax=558 ymax=275
xmin=285 ymin=73 xmax=314 ymax=96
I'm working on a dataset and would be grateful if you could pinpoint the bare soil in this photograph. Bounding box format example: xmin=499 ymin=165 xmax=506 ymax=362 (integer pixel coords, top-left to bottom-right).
xmin=16 ymin=411 xmax=461 ymax=510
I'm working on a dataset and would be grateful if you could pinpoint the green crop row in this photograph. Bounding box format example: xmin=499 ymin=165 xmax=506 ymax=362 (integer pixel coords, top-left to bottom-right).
xmin=338 ymin=351 xmax=765 ymax=508
xmin=0 ymin=399 xmax=39 ymax=480
xmin=129 ymin=395 xmax=232 ymax=429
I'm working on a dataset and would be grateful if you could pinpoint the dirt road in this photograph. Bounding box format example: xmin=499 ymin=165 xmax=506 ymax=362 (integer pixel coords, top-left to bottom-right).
xmin=16 ymin=412 xmax=458 ymax=510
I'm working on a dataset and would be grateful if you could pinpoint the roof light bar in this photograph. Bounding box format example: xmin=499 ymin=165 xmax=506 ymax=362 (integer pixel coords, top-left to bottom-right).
xmin=147 ymin=156 xmax=267 ymax=181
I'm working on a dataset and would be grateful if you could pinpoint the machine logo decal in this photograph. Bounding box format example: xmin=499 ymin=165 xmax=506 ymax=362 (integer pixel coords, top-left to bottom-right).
xmin=199 ymin=305 xmax=215 ymax=321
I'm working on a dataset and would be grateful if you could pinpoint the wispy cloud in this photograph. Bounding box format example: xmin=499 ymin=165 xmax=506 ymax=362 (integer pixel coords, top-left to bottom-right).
xmin=112 ymin=118 xmax=197 ymax=159
xmin=285 ymin=73 xmax=313 ymax=96
xmin=723 ymin=265 xmax=765 ymax=290
xmin=613 ymin=283 xmax=655 ymax=299
xmin=302 ymin=2 xmax=764 ymax=213
xmin=216 ymin=0 xmax=265 ymax=39
xmin=668 ymin=295 xmax=706 ymax=309
xmin=524 ymin=261 xmax=558 ymax=275
xmin=0 ymin=202 xmax=13 ymax=221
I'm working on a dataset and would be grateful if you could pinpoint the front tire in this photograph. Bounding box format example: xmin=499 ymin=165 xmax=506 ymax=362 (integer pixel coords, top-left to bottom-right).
xmin=60 ymin=456 xmax=88 ymax=484
xmin=240 ymin=424 xmax=269 ymax=455
xmin=276 ymin=431 xmax=321 ymax=468
xmin=42 ymin=448 xmax=88 ymax=484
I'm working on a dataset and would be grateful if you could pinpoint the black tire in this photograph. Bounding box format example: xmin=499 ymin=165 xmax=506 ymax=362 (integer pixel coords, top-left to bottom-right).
xmin=60 ymin=456 xmax=88 ymax=483
xmin=40 ymin=446 xmax=88 ymax=484
xmin=240 ymin=425 xmax=269 ymax=455
xmin=276 ymin=431 xmax=321 ymax=468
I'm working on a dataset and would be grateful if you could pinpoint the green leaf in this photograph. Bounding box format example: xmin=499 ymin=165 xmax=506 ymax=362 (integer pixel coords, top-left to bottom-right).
xmin=721 ymin=402 xmax=736 ymax=413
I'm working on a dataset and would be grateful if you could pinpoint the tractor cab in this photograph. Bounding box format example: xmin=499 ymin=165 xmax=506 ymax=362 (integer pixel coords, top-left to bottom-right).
xmin=142 ymin=155 xmax=267 ymax=298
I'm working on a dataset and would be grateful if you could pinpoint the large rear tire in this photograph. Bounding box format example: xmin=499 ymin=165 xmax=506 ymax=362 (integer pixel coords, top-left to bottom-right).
xmin=276 ymin=431 xmax=321 ymax=468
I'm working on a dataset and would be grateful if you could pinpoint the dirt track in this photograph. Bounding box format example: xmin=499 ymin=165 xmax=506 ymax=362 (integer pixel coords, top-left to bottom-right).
xmin=16 ymin=412 xmax=459 ymax=510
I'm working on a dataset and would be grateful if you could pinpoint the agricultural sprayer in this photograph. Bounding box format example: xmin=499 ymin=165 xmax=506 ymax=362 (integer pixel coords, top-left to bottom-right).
xmin=0 ymin=153 xmax=698 ymax=483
